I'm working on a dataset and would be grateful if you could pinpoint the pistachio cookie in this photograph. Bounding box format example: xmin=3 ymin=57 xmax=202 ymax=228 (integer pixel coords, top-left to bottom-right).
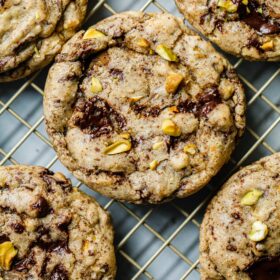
xmin=0 ymin=0 xmax=87 ymax=82
xmin=200 ymin=153 xmax=280 ymax=279
xmin=0 ymin=166 xmax=116 ymax=279
xmin=176 ymin=0 xmax=280 ymax=61
xmin=44 ymin=12 xmax=245 ymax=204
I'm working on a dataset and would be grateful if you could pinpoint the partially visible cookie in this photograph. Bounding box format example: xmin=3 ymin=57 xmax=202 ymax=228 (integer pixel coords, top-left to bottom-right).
xmin=176 ymin=0 xmax=280 ymax=61
xmin=200 ymin=153 xmax=280 ymax=279
xmin=0 ymin=165 xmax=116 ymax=279
xmin=0 ymin=0 xmax=87 ymax=82
xmin=44 ymin=12 xmax=245 ymax=204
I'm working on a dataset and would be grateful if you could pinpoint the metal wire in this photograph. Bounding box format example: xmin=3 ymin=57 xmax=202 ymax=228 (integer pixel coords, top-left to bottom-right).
xmin=0 ymin=0 xmax=279 ymax=279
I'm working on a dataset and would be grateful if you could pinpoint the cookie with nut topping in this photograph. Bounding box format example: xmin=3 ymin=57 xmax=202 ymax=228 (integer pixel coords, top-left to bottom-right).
xmin=176 ymin=0 xmax=280 ymax=61
xmin=0 ymin=0 xmax=88 ymax=82
xmin=44 ymin=12 xmax=246 ymax=204
xmin=200 ymin=153 xmax=280 ymax=279
xmin=0 ymin=165 xmax=116 ymax=279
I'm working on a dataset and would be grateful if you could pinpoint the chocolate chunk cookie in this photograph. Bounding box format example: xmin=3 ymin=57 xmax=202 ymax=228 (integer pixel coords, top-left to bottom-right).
xmin=0 ymin=166 xmax=116 ymax=279
xmin=44 ymin=12 xmax=246 ymax=204
xmin=200 ymin=153 xmax=280 ymax=279
xmin=176 ymin=0 xmax=280 ymax=61
xmin=0 ymin=0 xmax=88 ymax=82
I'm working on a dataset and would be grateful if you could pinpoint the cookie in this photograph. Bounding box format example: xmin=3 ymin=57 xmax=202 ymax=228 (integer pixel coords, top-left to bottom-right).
xmin=200 ymin=153 xmax=280 ymax=279
xmin=44 ymin=12 xmax=246 ymax=204
xmin=0 ymin=0 xmax=88 ymax=82
xmin=0 ymin=166 xmax=116 ymax=279
xmin=176 ymin=0 xmax=280 ymax=61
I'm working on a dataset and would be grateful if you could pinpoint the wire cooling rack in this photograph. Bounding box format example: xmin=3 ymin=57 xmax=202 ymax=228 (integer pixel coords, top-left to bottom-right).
xmin=0 ymin=0 xmax=280 ymax=279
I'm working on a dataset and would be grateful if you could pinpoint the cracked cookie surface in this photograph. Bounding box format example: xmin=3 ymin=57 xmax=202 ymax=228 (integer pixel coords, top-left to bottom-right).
xmin=44 ymin=12 xmax=246 ymax=204
xmin=200 ymin=153 xmax=280 ymax=279
xmin=0 ymin=0 xmax=87 ymax=82
xmin=176 ymin=0 xmax=280 ymax=61
xmin=0 ymin=165 xmax=116 ymax=280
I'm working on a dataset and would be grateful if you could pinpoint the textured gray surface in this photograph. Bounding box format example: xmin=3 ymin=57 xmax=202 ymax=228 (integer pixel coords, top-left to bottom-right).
xmin=0 ymin=1 xmax=279 ymax=279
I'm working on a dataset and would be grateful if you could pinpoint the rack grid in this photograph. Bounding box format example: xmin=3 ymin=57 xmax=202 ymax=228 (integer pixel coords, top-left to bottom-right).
xmin=0 ymin=0 xmax=279 ymax=279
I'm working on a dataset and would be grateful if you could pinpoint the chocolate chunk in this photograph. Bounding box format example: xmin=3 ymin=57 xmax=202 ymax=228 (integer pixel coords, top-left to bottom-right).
xmin=110 ymin=68 xmax=124 ymax=80
xmin=231 ymin=212 xmax=243 ymax=221
xmin=11 ymin=223 xmax=25 ymax=234
xmin=0 ymin=234 xmax=9 ymax=243
xmin=14 ymin=252 xmax=35 ymax=272
xmin=216 ymin=20 xmax=223 ymax=32
xmin=51 ymin=265 xmax=69 ymax=280
xmin=57 ymin=217 xmax=72 ymax=232
xmin=178 ymin=86 xmax=221 ymax=117
xmin=248 ymin=38 xmax=261 ymax=49
xmin=42 ymin=174 xmax=55 ymax=191
xmin=37 ymin=225 xmax=50 ymax=236
xmin=167 ymin=136 xmax=180 ymax=152
xmin=42 ymin=172 xmax=72 ymax=193
xmin=40 ymin=169 xmax=54 ymax=178
xmin=226 ymin=244 xmax=237 ymax=251
xmin=40 ymin=255 xmax=50 ymax=277
xmin=245 ymin=256 xmax=280 ymax=280
xmin=0 ymin=0 xmax=5 ymax=7
xmin=50 ymin=240 xmax=70 ymax=254
xmin=41 ymin=169 xmax=57 ymax=192
xmin=73 ymin=96 xmax=126 ymax=137
xmin=31 ymin=197 xmax=51 ymax=218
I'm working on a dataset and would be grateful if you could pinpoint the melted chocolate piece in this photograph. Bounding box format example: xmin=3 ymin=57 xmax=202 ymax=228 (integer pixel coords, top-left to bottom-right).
xmin=239 ymin=1 xmax=280 ymax=35
xmin=0 ymin=0 xmax=5 ymax=6
xmin=246 ymin=256 xmax=280 ymax=280
xmin=73 ymin=96 xmax=126 ymax=137
xmin=242 ymin=12 xmax=280 ymax=34
xmin=31 ymin=197 xmax=51 ymax=218
xmin=178 ymin=86 xmax=221 ymax=117
xmin=15 ymin=236 xmax=70 ymax=273
xmin=131 ymin=103 xmax=161 ymax=118
xmin=51 ymin=265 xmax=69 ymax=280
xmin=34 ymin=238 xmax=69 ymax=254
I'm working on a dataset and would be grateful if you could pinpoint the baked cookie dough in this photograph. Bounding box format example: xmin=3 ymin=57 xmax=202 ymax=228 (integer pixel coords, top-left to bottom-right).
xmin=0 ymin=165 xmax=116 ymax=279
xmin=200 ymin=153 xmax=280 ymax=279
xmin=0 ymin=0 xmax=88 ymax=82
xmin=176 ymin=0 xmax=280 ymax=61
xmin=44 ymin=12 xmax=246 ymax=204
